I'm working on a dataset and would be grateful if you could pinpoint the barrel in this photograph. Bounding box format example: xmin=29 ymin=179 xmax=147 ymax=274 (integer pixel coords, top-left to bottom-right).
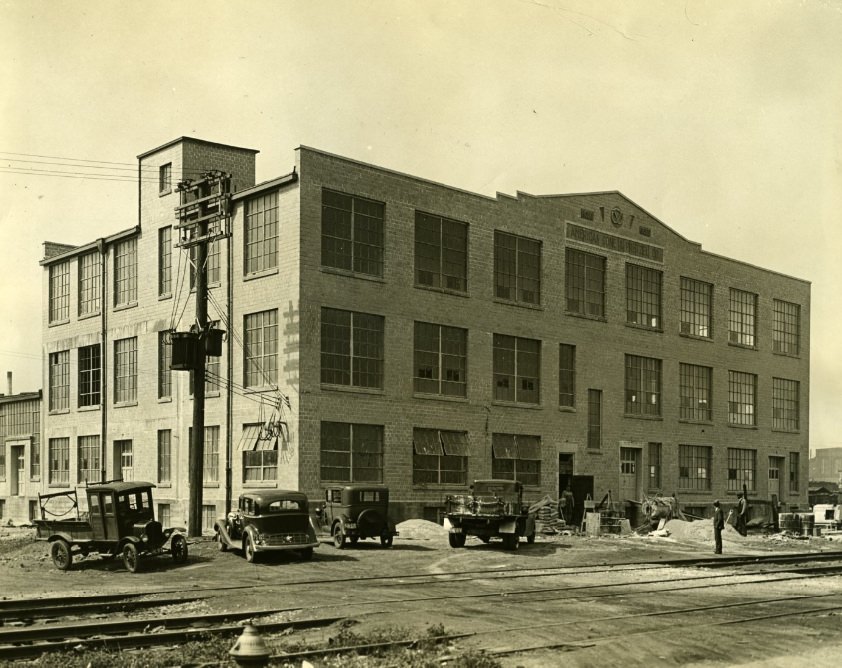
xmin=799 ymin=513 xmax=814 ymax=536
xmin=778 ymin=512 xmax=801 ymax=533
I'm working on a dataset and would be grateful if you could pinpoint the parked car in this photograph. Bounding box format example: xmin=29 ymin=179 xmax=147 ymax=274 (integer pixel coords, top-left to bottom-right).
xmin=33 ymin=481 xmax=188 ymax=573
xmin=316 ymin=484 xmax=398 ymax=548
xmin=444 ymin=479 xmax=536 ymax=550
xmin=214 ymin=490 xmax=319 ymax=562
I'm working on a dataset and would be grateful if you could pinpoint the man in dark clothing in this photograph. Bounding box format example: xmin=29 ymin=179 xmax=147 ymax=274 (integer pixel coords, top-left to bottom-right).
xmin=559 ymin=484 xmax=575 ymax=525
xmin=736 ymin=492 xmax=748 ymax=536
xmin=713 ymin=500 xmax=724 ymax=554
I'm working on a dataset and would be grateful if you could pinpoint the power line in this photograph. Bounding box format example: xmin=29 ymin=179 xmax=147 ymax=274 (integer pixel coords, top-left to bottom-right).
xmin=0 ymin=150 xmax=216 ymax=175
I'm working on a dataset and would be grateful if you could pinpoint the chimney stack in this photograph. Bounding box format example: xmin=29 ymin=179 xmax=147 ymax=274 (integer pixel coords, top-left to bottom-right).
xmin=7 ymin=371 xmax=12 ymax=396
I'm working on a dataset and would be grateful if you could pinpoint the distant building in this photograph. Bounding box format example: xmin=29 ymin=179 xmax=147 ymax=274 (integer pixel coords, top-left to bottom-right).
xmin=0 ymin=373 xmax=41 ymax=522
xmin=810 ymin=447 xmax=842 ymax=484
xmin=38 ymin=137 xmax=811 ymax=528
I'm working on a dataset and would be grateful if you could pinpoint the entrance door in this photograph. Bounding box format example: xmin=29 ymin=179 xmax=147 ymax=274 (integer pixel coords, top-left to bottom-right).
xmin=16 ymin=448 xmax=25 ymax=496
xmin=619 ymin=447 xmax=641 ymax=503
xmin=558 ymin=453 xmax=574 ymax=497
xmin=769 ymin=457 xmax=784 ymax=499
xmin=570 ymin=475 xmax=594 ymax=529
xmin=9 ymin=445 xmax=25 ymax=497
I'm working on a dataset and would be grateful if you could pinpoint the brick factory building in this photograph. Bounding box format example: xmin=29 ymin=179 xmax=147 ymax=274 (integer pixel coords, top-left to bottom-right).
xmin=38 ymin=137 xmax=810 ymax=529
xmin=0 ymin=376 xmax=41 ymax=523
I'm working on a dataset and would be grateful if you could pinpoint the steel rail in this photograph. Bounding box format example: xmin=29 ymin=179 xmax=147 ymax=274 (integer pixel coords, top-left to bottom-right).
xmin=0 ymin=596 xmax=203 ymax=621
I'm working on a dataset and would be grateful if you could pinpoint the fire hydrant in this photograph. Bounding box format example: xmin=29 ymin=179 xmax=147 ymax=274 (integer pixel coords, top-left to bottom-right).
xmin=229 ymin=624 xmax=270 ymax=667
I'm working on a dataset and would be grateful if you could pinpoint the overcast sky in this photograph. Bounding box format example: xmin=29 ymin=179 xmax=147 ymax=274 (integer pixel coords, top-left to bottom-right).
xmin=1 ymin=1 xmax=840 ymax=450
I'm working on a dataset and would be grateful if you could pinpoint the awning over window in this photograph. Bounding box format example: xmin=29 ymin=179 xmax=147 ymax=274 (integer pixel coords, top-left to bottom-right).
xmin=413 ymin=429 xmax=443 ymax=456
xmin=238 ymin=424 xmax=262 ymax=452
xmin=491 ymin=433 xmax=518 ymax=459
xmin=441 ymin=430 xmax=469 ymax=456
xmin=515 ymin=435 xmax=541 ymax=460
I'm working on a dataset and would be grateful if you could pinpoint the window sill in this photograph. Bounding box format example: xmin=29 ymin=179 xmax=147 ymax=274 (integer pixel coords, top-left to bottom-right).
xmin=158 ymin=397 xmax=173 ymax=403
xmin=113 ymin=302 xmax=138 ymax=313
xmin=78 ymin=311 xmax=101 ymax=322
xmin=414 ymin=283 xmax=470 ymax=299
xmin=625 ymin=322 xmax=663 ymax=334
xmin=114 ymin=401 xmax=138 ymax=409
xmin=49 ymin=408 xmax=71 ymax=416
xmin=491 ymin=401 xmax=542 ymax=410
xmin=243 ymin=386 xmax=279 ymax=394
xmin=157 ymin=483 xmax=172 ymax=488
xmin=771 ymin=428 xmax=800 ymax=434
xmin=203 ymin=483 xmax=221 ymax=489
xmin=48 ymin=483 xmax=71 ymax=489
xmin=678 ymin=419 xmax=713 ymax=426
xmin=558 ymin=406 xmax=576 ymax=414
xmin=412 ymin=393 xmax=468 ymax=403
xmin=30 ymin=476 xmax=41 ymax=483
xmin=564 ymin=311 xmax=607 ymax=323
xmin=320 ymin=266 xmax=385 ymax=283
xmin=77 ymin=405 xmax=101 ymax=412
xmin=413 ymin=484 xmax=469 ymax=491
xmin=321 ymin=384 xmax=384 ymax=396
xmin=244 ymin=482 xmax=278 ymax=488
xmin=48 ymin=319 xmax=71 ymax=328
xmin=623 ymin=414 xmax=663 ymax=421
xmin=727 ymin=423 xmax=758 ymax=430
xmin=728 ymin=341 xmax=758 ymax=351
xmin=676 ymin=489 xmax=713 ymax=496
xmin=492 ymin=298 xmax=543 ymax=311
xmin=772 ymin=350 xmax=801 ymax=359
xmin=679 ymin=332 xmax=714 ymax=343
xmin=586 ymin=449 xmax=603 ymax=454
xmin=191 ymin=393 xmax=221 ymax=400
xmin=243 ymin=267 xmax=279 ymax=282
xmin=158 ymin=293 xmax=172 ymax=302
xmin=159 ymin=188 xmax=172 ymax=197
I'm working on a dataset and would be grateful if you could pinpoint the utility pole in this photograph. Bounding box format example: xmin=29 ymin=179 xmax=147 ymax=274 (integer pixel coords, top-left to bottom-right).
xmin=174 ymin=171 xmax=231 ymax=538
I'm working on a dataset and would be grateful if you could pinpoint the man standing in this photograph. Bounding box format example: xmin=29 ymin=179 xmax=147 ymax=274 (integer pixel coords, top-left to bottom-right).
xmin=560 ymin=484 xmax=575 ymax=526
xmin=736 ymin=492 xmax=748 ymax=537
xmin=713 ymin=500 xmax=724 ymax=554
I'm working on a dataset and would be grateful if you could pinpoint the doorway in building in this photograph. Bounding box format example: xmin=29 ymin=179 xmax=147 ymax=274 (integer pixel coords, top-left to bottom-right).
xmin=10 ymin=444 xmax=25 ymax=497
xmin=620 ymin=447 xmax=642 ymax=525
xmin=558 ymin=453 xmax=574 ymax=496
xmin=769 ymin=457 xmax=784 ymax=500
xmin=570 ymin=475 xmax=593 ymax=529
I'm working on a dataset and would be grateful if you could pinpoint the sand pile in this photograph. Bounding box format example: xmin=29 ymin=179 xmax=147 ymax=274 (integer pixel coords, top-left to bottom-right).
xmin=663 ymin=518 xmax=741 ymax=543
xmin=396 ymin=519 xmax=448 ymax=540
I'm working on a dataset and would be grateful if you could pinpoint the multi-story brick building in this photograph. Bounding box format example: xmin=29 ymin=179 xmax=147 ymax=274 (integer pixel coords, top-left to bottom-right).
xmin=39 ymin=136 xmax=810 ymax=529
xmin=0 ymin=374 xmax=41 ymax=523
xmin=810 ymin=448 xmax=842 ymax=484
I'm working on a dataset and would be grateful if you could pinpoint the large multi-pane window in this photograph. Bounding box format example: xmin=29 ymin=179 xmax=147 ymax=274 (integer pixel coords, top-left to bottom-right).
xmin=728 ymin=370 xmax=757 ymax=426
xmin=624 ymin=355 xmax=662 ymax=416
xmin=157 ymin=430 xmax=171 ymax=484
xmin=789 ymin=452 xmax=800 ymax=492
xmin=648 ymin=443 xmax=662 ymax=490
xmin=242 ymin=423 xmax=279 ymax=483
xmin=0 ymin=399 xmax=40 ymax=478
xmin=158 ymin=332 xmax=172 ymax=399
xmin=494 ymin=231 xmax=541 ymax=305
xmin=114 ymin=238 xmax=137 ymax=306
xmin=773 ymin=299 xmax=800 ymax=355
xmin=413 ymin=322 xmax=467 ymax=397
xmin=189 ymin=240 xmax=221 ymax=288
xmin=772 ymin=377 xmax=800 ymax=431
xmin=626 ymin=263 xmax=662 ymax=329
xmin=114 ymin=337 xmax=137 ymax=404
xmin=49 ymin=438 xmax=70 ymax=485
xmin=77 ymin=435 xmax=100 ymax=483
xmin=158 ymin=226 xmax=172 ymax=296
xmin=729 ymin=288 xmax=757 ymax=347
xmin=244 ymin=310 xmax=278 ymax=388
xmin=78 ymin=344 xmax=101 ymax=407
xmin=49 ymin=261 xmax=70 ymax=323
xmin=678 ymin=444 xmax=712 ymax=490
xmin=680 ymin=277 xmax=712 ymax=338
xmin=244 ymin=191 xmax=279 ymax=275
xmin=414 ymin=212 xmax=468 ymax=292
xmin=159 ymin=163 xmax=172 ymax=193
xmin=321 ymin=308 xmax=384 ymax=389
xmin=679 ymin=363 xmax=712 ymax=421
xmin=320 ymin=421 xmax=383 ymax=482
xmin=78 ymin=252 xmax=101 ymax=316
xmin=565 ymin=249 xmax=605 ymax=318
xmin=116 ymin=440 xmax=133 ymax=481
xmin=558 ymin=344 xmax=576 ymax=408
xmin=493 ymin=334 xmax=540 ymax=404
xmin=587 ymin=389 xmax=602 ymax=449
xmin=48 ymin=350 xmax=69 ymax=411
xmin=412 ymin=428 xmax=469 ymax=485
xmin=204 ymin=426 xmax=219 ymax=484
xmin=491 ymin=433 xmax=541 ymax=487
xmin=321 ymin=189 xmax=385 ymax=277
xmin=727 ymin=448 xmax=756 ymax=492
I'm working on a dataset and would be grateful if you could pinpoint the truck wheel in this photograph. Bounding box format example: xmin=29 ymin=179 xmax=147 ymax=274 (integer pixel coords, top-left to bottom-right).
xmin=122 ymin=543 xmax=140 ymax=573
xmin=217 ymin=532 xmax=228 ymax=552
xmin=51 ymin=539 xmax=72 ymax=571
xmin=333 ymin=524 xmax=346 ymax=549
xmin=380 ymin=533 xmax=393 ymax=548
xmin=244 ymin=535 xmax=258 ymax=563
xmin=448 ymin=533 xmax=466 ymax=548
xmin=503 ymin=534 xmax=519 ymax=551
xmin=171 ymin=534 xmax=188 ymax=564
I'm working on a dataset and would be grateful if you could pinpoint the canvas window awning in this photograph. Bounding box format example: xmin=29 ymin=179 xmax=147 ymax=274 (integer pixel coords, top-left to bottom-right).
xmin=239 ymin=424 xmax=280 ymax=451
xmin=491 ymin=433 xmax=518 ymax=459
xmin=440 ymin=430 xmax=469 ymax=456
xmin=413 ymin=429 xmax=443 ymax=456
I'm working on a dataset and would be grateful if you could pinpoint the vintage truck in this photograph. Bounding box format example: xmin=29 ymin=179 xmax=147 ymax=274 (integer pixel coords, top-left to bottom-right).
xmin=444 ymin=479 xmax=536 ymax=550
xmin=33 ymin=481 xmax=188 ymax=573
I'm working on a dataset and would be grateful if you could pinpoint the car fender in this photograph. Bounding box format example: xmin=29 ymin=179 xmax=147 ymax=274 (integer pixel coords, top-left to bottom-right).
xmin=47 ymin=531 xmax=75 ymax=544
xmin=242 ymin=524 xmax=260 ymax=544
xmin=118 ymin=536 xmax=143 ymax=551
xmin=498 ymin=519 xmax=517 ymax=534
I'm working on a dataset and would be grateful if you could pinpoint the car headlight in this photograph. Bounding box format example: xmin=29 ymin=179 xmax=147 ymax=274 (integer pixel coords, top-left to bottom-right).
xmin=141 ymin=534 xmax=148 ymax=543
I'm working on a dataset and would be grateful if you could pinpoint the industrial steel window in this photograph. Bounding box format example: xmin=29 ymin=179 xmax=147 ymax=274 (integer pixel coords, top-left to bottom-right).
xmin=157 ymin=430 xmax=171 ymax=484
xmin=728 ymin=370 xmax=757 ymax=426
xmin=679 ymin=277 xmax=712 ymax=338
xmin=320 ymin=308 xmax=384 ymax=389
xmin=320 ymin=421 xmax=383 ymax=483
xmin=321 ymin=189 xmax=385 ymax=277
xmin=116 ymin=439 xmax=133 ymax=481
xmin=244 ymin=191 xmax=279 ymax=275
xmin=789 ymin=452 xmax=799 ymax=492
xmin=491 ymin=433 xmax=541 ymax=487
xmin=729 ymin=288 xmax=757 ymax=347
xmin=48 ymin=350 xmax=69 ymax=411
xmin=493 ymin=334 xmax=540 ymax=404
xmin=78 ymin=252 xmax=101 ymax=316
xmin=244 ymin=309 xmax=278 ymax=388
xmin=159 ymin=163 xmax=172 ymax=193
xmin=565 ymin=248 xmax=605 ymax=318
xmin=727 ymin=448 xmax=756 ymax=492
xmin=558 ymin=344 xmax=576 ymax=408
xmin=189 ymin=240 xmax=221 ymax=288
xmin=244 ymin=449 xmax=278 ymax=482
xmin=114 ymin=238 xmax=137 ymax=307
xmin=648 ymin=443 xmax=662 ymax=490
xmin=158 ymin=332 xmax=172 ymax=399
xmin=78 ymin=344 xmax=101 ymax=407
xmin=413 ymin=322 xmax=467 ymax=397
xmin=678 ymin=444 xmax=711 ymax=491
xmin=113 ymin=337 xmax=137 ymax=404
xmin=494 ymin=231 xmax=541 ymax=305
xmin=679 ymin=363 xmax=712 ymax=421
xmin=414 ymin=211 xmax=468 ymax=292
xmin=772 ymin=377 xmax=800 ymax=431
xmin=49 ymin=261 xmax=70 ymax=323
xmin=773 ymin=299 xmax=800 ymax=355
xmin=157 ymin=226 xmax=172 ymax=296
xmin=412 ymin=428 xmax=468 ymax=486
xmin=626 ymin=263 xmax=662 ymax=329
xmin=624 ymin=355 xmax=662 ymax=416
xmin=49 ymin=438 xmax=70 ymax=485
xmin=587 ymin=389 xmax=602 ymax=449
xmin=77 ymin=435 xmax=100 ymax=484
xmin=204 ymin=426 xmax=219 ymax=484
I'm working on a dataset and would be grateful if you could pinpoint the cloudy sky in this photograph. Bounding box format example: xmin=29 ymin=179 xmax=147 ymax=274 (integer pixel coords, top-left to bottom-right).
xmin=1 ymin=1 xmax=840 ymax=449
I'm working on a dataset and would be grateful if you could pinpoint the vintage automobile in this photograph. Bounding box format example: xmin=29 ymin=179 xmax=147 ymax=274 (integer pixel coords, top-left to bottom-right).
xmin=444 ymin=479 xmax=536 ymax=550
xmin=33 ymin=481 xmax=188 ymax=573
xmin=317 ymin=484 xmax=398 ymax=548
xmin=214 ymin=490 xmax=319 ymax=562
